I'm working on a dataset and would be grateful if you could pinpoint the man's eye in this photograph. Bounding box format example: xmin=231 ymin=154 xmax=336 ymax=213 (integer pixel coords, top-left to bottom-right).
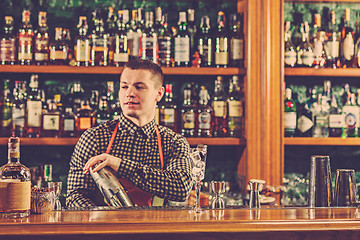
xmin=136 ymin=86 xmax=145 ymax=90
xmin=121 ymin=86 xmax=128 ymax=89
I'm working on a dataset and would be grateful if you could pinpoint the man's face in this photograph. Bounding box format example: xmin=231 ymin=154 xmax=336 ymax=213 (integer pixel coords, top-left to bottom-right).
xmin=119 ymin=68 xmax=163 ymax=123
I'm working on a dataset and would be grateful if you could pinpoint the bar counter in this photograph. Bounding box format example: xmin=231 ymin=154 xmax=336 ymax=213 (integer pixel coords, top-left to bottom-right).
xmin=1 ymin=207 xmax=360 ymax=240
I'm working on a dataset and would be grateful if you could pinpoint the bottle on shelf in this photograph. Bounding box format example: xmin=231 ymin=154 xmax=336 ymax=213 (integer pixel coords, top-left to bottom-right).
xmin=159 ymin=83 xmax=177 ymax=132
xmin=90 ymin=9 xmax=109 ymax=66
xmin=180 ymin=83 xmax=196 ymax=137
xmin=76 ymin=100 xmax=94 ymax=135
xmin=187 ymin=9 xmax=197 ymax=56
xmin=227 ymin=75 xmax=244 ymax=137
xmin=329 ymin=95 xmax=344 ymax=138
xmin=322 ymin=80 xmax=332 ymax=105
xmin=0 ymin=16 xmax=16 ymax=65
xmin=229 ymin=13 xmax=244 ymax=68
xmin=340 ymin=83 xmax=351 ymax=107
xmin=140 ymin=11 xmax=158 ymax=63
xmin=43 ymin=164 xmax=53 ymax=183
xmin=324 ymin=11 xmax=340 ymax=69
xmin=41 ymin=100 xmax=62 ymax=137
xmin=74 ymin=16 xmax=90 ymax=67
xmin=0 ymin=137 xmax=31 ymax=218
xmin=70 ymin=81 xmax=84 ymax=112
xmin=215 ymin=11 xmax=229 ymax=68
xmin=49 ymin=27 xmax=69 ymax=65
xmin=158 ymin=13 xmax=172 ymax=67
xmin=212 ymin=76 xmax=228 ymax=137
xmin=342 ymin=93 xmax=359 ymax=138
xmin=1 ymin=79 xmax=12 ymax=137
xmin=174 ymin=12 xmax=191 ymax=67
xmin=127 ymin=9 xmax=143 ymax=61
xmin=112 ymin=100 xmax=122 ymax=121
xmin=197 ymin=16 xmax=213 ymax=67
xmin=106 ymin=81 xmax=115 ymax=111
xmin=17 ymin=10 xmax=34 ymax=65
xmin=297 ymin=22 xmax=314 ymax=67
xmin=26 ymin=74 xmax=42 ymax=138
xmin=284 ymin=88 xmax=297 ymax=137
xmin=197 ymin=86 xmax=214 ymax=137
xmin=113 ymin=10 xmax=129 ymax=67
xmin=311 ymin=13 xmax=326 ymax=69
xmin=284 ymin=21 xmax=297 ymax=68
xmin=340 ymin=8 xmax=355 ymax=68
xmin=296 ymin=88 xmax=314 ymax=137
xmin=311 ymin=94 xmax=330 ymax=138
xmin=89 ymin=89 xmax=99 ymax=112
xmin=63 ymin=28 xmax=74 ymax=65
xmin=107 ymin=7 xmax=117 ymax=65
xmin=34 ymin=11 xmax=49 ymax=65
xmin=12 ymin=81 xmax=26 ymax=137
xmin=95 ymin=96 xmax=111 ymax=126
xmin=62 ymin=107 xmax=77 ymax=137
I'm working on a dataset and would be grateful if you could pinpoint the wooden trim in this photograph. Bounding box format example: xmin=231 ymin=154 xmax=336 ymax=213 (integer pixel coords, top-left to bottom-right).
xmin=285 ymin=68 xmax=360 ymax=77
xmin=285 ymin=0 xmax=359 ymax=2
xmin=285 ymin=137 xmax=360 ymax=145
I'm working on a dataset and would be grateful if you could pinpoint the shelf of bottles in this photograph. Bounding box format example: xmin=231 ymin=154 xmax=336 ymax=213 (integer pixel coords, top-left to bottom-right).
xmin=285 ymin=68 xmax=360 ymax=77
xmin=285 ymin=137 xmax=360 ymax=145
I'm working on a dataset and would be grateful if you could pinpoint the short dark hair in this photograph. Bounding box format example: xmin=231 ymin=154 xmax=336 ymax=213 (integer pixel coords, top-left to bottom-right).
xmin=124 ymin=59 xmax=164 ymax=86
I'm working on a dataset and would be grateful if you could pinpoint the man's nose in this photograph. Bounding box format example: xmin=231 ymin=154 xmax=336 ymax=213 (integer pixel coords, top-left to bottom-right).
xmin=126 ymin=87 xmax=135 ymax=97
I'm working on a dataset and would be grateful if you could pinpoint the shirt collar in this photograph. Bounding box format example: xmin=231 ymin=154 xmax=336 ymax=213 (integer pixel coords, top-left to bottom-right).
xmin=119 ymin=113 xmax=157 ymax=137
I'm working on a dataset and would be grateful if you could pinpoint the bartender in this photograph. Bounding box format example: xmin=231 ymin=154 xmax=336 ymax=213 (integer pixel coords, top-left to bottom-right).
xmin=66 ymin=59 xmax=193 ymax=208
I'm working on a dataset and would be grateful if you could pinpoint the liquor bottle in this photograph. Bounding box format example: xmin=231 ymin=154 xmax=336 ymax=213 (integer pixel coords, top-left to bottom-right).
xmin=329 ymin=95 xmax=344 ymax=137
xmin=311 ymin=14 xmax=326 ymax=68
xmin=70 ymin=81 xmax=84 ymax=112
xmin=174 ymin=12 xmax=191 ymax=67
xmin=153 ymin=7 xmax=164 ymax=37
xmin=0 ymin=16 xmax=16 ymax=65
xmin=1 ymin=79 xmax=12 ymax=137
xmin=284 ymin=88 xmax=297 ymax=137
xmin=159 ymin=84 xmax=177 ymax=132
xmin=62 ymin=107 xmax=77 ymax=137
xmin=180 ymin=83 xmax=196 ymax=137
xmin=324 ymin=11 xmax=340 ymax=69
xmin=197 ymin=16 xmax=213 ymax=67
xmin=340 ymin=83 xmax=351 ymax=107
xmin=34 ymin=11 xmax=49 ymax=65
xmin=284 ymin=21 xmax=297 ymax=67
xmin=113 ymin=10 xmax=129 ymax=67
xmin=49 ymin=27 xmax=69 ymax=65
xmin=215 ymin=11 xmax=229 ymax=68
xmin=76 ymin=100 xmax=94 ymax=135
xmin=212 ymin=76 xmax=228 ymax=137
xmin=95 ymin=96 xmax=111 ymax=126
xmin=297 ymin=22 xmax=314 ymax=67
xmin=197 ymin=86 xmax=214 ymax=137
xmin=229 ymin=13 xmax=244 ymax=68
xmin=340 ymin=8 xmax=355 ymax=68
xmin=17 ymin=10 xmax=34 ymax=65
xmin=26 ymin=74 xmax=42 ymax=138
xmin=158 ymin=13 xmax=172 ymax=67
xmin=41 ymin=100 xmax=62 ymax=137
xmin=227 ymin=76 xmax=244 ymax=137
xmin=43 ymin=164 xmax=53 ymax=183
xmin=311 ymin=94 xmax=330 ymax=138
xmin=90 ymin=9 xmax=109 ymax=66
xmin=0 ymin=137 xmax=31 ymax=218
xmin=89 ymin=90 xmax=99 ymax=111
xmin=342 ymin=93 xmax=359 ymax=137
xmin=12 ymin=81 xmax=26 ymax=137
xmin=322 ymin=80 xmax=332 ymax=105
xmin=63 ymin=28 xmax=75 ymax=66
xmin=106 ymin=81 xmax=115 ymax=111
xmin=296 ymin=88 xmax=314 ymax=137
xmin=107 ymin=7 xmax=117 ymax=65
xmin=139 ymin=11 xmax=158 ymax=63
xmin=112 ymin=100 xmax=122 ymax=121
xmin=127 ymin=9 xmax=143 ymax=61
xmin=74 ymin=16 xmax=90 ymax=66
xmin=187 ymin=9 xmax=197 ymax=56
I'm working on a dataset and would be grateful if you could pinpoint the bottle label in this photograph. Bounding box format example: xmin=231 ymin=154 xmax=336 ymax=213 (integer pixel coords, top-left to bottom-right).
xmin=198 ymin=38 xmax=212 ymax=64
xmin=297 ymin=115 xmax=313 ymax=133
xmin=18 ymin=33 xmax=33 ymax=60
xmin=27 ymin=101 xmax=42 ymax=127
xmin=12 ymin=108 xmax=25 ymax=127
xmin=140 ymin=36 xmax=157 ymax=62
xmin=127 ymin=31 xmax=140 ymax=57
xmin=213 ymin=101 xmax=227 ymax=117
xmin=313 ymin=39 xmax=323 ymax=59
xmin=284 ymin=50 xmax=297 ymax=66
xmin=34 ymin=53 xmax=48 ymax=61
xmin=329 ymin=114 xmax=344 ymax=128
xmin=50 ymin=50 xmax=67 ymax=60
xmin=325 ymin=40 xmax=339 ymax=58
xmin=182 ymin=111 xmax=195 ymax=129
xmin=198 ymin=112 xmax=211 ymax=129
xmin=215 ymin=37 xmax=229 ymax=65
xmin=64 ymin=118 xmax=75 ymax=131
xmin=284 ymin=112 xmax=297 ymax=129
xmin=314 ymin=115 xmax=329 ymax=127
xmin=75 ymin=39 xmax=90 ymax=62
xmin=114 ymin=52 xmax=129 ymax=63
xmin=43 ymin=115 xmax=60 ymax=130
xmin=343 ymin=34 xmax=355 ymax=61
xmin=2 ymin=105 xmax=11 ymax=128
xmin=158 ymin=37 xmax=171 ymax=64
xmin=228 ymin=101 xmax=242 ymax=117
xmin=79 ymin=117 xmax=91 ymax=130
xmin=174 ymin=37 xmax=190 ymax=62
xmin=163 ymin=108 xmax=175 ymax=124
xmin=0 ymin=181 xmax=31 ymax=211
xmin=215 ymin=52 xmax=228 ymax=65
xmin=34 ymin=38 xmax=49 ymax=61
xmin=343 ymin=106 xmax=360 ymax=127
xmin=230 ymin=38 xmax=244 ymax=60
xmin=0 ymin=39 xmax=16 ymax=62
xmin=301 ymin=51 xmax=314 ymax=67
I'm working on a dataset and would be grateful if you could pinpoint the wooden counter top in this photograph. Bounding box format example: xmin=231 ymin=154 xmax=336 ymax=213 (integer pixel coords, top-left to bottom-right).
xmin=2 ymin=207 xmax=360 ymax=240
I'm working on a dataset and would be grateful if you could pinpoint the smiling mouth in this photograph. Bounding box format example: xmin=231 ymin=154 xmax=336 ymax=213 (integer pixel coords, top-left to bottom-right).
xmin=125 ymin=102 xmax=140 ymax=106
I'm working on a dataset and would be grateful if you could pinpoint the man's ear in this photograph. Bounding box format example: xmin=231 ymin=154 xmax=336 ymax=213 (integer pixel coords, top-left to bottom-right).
xmin=156 ymin=86 xmax=165 ymax=102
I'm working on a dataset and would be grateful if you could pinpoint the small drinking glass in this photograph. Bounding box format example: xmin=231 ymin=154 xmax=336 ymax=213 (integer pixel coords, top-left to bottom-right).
xmin=190 ymin=144 xmax=207 ymax=213
xmin=211 ymin=181 xmax=226 ymax=209
xmin=48 ymin=182 xmax=62 ymax=210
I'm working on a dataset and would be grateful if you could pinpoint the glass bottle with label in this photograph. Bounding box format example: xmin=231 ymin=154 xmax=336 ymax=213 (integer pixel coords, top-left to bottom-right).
xmin=329 ymin=95 xmax=344 ymax=137
xmin=106 ymin=81 xmax=115 ymax=112
xmin=340 ymin=8 xmax=355 ymax=68
xmin=197 ymin=16 xmax=213 ymax=67
xmin=215 ymin=11 xmax=229 ymax=68
xmin=62 ymin=107 xmax=77 ymax=137
xmin=77 ymin=100 xmax=94 ymax=135
xmin=284 ymin=88 xmax=297 ymax=137
xmin=311 ymin=14 xmax=326 ymax=69
xmin=213 ymin=76 xmax=228 ymax=137
xmin=1 ymin=79 xmax=12 ymax=137
xmin=342 ymin=93 xmax=359 ymax=138
xmin=34 ymin=11 xmax=49 ymax=65
xmin=187 ymin=9 xmax=197 ymax=56
xmin=197 ymin=86 xmax=214 ymax=137
xmin=297 ymin=22 xmax=314 ymax=67
xmin=0 ymin=16 xmax=16 ymax=65
xmin=324 ymin=11 xmax=340 ymax=69
xmin=140 ymin=11 xmax=158 ymax=63
xmin=17 ymin=10 xmax=33 ymax=65
xmin=12 ymin=81 xmax=26 ymax=137
xmin=74 ymin=16 xmax=90 ymax=66
xmin=90 ymin=9 xmax=109 ymax=66
xmin=127 ymin=9 xmax=143 ymax=61
xmin=113 ymin=10 xmax=129 ymax=67
xmin=95 ymin=96 xmax=111 ymax=126
xmin=107 ymin=7 xmax=117 ymax=65
xmin=227 ymin=76 xmax=244 ymax=137
xmin=311 ymin=94 xmax=330 ymax=138
xmin=0 ymin=137 xmax=31 ymax=218
xmin=70 ymin=81 xmax=84 ymax=112
xmin=229 ymin=13 xmax=244 ymax=68
xmin=296 ymin=88 xmax=314 ymax=137
xmin=112 ymin=100 xmax=122 ymax=121
xmin=284 ymin=21 xmax=297 ymax=67
xmin=42 ymin=100 xmax=62 ymax=137
xmin=174 ymin=12 xmax=191 ymax=67
xmin=158 ymin=13 xmax=172 ymax=67
xmin=181 ymin=83 xmax=196 ymax=137
xmin=26 ymin=74 xmax=42 ymax=138
xmin=49 ymin=27 xmax=68 ymax=65
xmin=159 ymin=84 xmax=177 ymax=132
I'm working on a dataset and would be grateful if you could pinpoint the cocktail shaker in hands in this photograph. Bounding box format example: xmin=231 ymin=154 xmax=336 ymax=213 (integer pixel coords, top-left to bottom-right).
xmin=90 ymin=166 xmax=134 ymax=207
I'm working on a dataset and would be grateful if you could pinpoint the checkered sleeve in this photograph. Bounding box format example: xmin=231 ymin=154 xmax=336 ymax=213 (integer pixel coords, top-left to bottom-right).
xmin=117 ymin=132 xmax=192 ymax=202
xmin=66 ymin=128 xmax=99 ymax=208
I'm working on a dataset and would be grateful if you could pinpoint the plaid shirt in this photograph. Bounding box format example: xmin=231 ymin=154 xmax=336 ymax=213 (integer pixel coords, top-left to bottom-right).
xmin=66 ymin=114 xmax=192 ymax=208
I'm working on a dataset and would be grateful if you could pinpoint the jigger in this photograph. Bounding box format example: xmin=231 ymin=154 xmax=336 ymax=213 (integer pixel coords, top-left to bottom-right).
xmin=334 ymin=169 xmax=357 ymax=207
xmin=249 ymin=179 xmax=265 ymax=208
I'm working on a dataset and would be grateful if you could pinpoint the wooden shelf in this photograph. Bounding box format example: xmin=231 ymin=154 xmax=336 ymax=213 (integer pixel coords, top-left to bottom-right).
xmin=285 ymin=67 xmax=360 ymax=77
xmin=285 ymin=0 xmax=359 ymax=2
xmin=0 ymin=65 xmax=245 ymax=76
xmin=1 ymin=137 xmax=245 ymax=146
xmin=284 ymin=137 xmax=360 ymax=145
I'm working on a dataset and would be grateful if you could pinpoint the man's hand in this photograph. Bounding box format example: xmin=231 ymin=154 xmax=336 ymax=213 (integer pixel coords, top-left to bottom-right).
xmin=83 ymin=153 xmax=121 ymax=174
